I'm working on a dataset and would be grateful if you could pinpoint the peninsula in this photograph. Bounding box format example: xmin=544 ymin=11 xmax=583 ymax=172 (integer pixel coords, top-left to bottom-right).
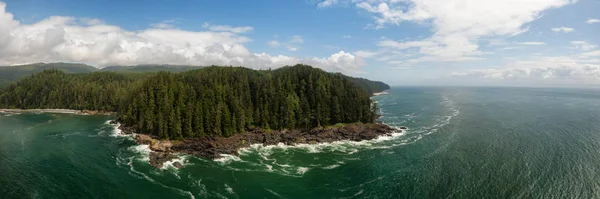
xmin=0 ymin=64 xmax=395 ymax=168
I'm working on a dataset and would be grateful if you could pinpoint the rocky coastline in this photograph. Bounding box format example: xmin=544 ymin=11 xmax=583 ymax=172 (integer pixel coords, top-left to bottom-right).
xmin=116 ymin=122 xmax=402 ymax=169
xmin=0 ymin=109 xmax=114 ymax=115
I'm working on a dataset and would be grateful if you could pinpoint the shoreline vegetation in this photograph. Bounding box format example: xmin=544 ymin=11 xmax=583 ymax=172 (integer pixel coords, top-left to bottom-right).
xmin=0 ymin=64 xmax=394 ymax=169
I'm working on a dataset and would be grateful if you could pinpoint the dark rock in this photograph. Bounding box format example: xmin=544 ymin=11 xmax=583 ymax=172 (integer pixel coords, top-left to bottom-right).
xmin=134 ymin=122 xmax=396 ymax=168
xmin=149 ymin=152 xmax=178 ymax=168
xmin=173 ymin=162 xmax=184 ymax=169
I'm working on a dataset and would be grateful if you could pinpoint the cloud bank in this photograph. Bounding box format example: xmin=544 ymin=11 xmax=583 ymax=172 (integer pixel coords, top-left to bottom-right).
xmin=0 ymin=1 xmax=363 ymax=73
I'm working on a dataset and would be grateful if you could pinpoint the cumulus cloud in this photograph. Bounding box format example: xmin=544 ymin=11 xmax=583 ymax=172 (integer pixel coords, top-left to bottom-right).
xmin=351 ymin=0 xmax=574 ymax=64
xmin=451 ymin=56 xmax=600 ymax=81
xmin=0 ymin=1 xmax=363 ymax=73
xmin=571 ymin=41 xmax=597 ymax=51
xmin=551 ymin=26 xmax=574 ymax=33
xmin=586 ymin=18 xmax=600 ymax=24
xmin=202 ymin=22 xmax=253 ymax=33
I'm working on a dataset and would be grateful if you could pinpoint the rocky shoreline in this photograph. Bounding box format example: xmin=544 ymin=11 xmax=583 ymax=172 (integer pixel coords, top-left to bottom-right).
xmin=0 ymin=109 xmax=114 ymax=115
xmin=116 ymin=121 xmax=403 ymax=169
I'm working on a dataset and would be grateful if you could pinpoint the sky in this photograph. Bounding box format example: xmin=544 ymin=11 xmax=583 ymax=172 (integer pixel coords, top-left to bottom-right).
xmin=0 ymin=0 xmax=599 ymax=87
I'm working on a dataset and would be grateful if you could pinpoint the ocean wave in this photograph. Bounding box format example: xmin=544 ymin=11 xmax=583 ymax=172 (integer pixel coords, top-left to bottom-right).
xmin=47 ymin=131 xmax=82 ymax=139
xmin=211 ymin=128 xmax=409 ymax=177
xmin=296 ymin=167 xmax=309 ymax=175
xmin=191 ymin=178 xmax=209 ymax=198
xmin=265 ymin=189 xmax=285 ymax=198
xmin=214 ymin=154 xmax=244 ymax=164
xmin=128 ymin=144 xmax=151 ymax=162
xmin=224 ymin=184 xmax=235 ymax=195
xmin=0 ymin=112 xmax=20 ymax=116
xmin=161 ymin=155 xmax=191 ymax=170
xmin=104 ymin=120 xmax=133 ymax=138
xmin=126 ymin=159 xmax=196 ymax=199
xmin=322 ymin=164 xmax=341 ymax=169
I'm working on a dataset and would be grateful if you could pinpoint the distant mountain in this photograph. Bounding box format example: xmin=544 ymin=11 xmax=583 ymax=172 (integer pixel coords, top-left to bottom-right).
xmin=0 ymin=63 xmax=206 ymax=86
xmin=100 ymin=65 xmax=204 ymax=73
xmin=0 ymin=63 xmax=98 ymax=86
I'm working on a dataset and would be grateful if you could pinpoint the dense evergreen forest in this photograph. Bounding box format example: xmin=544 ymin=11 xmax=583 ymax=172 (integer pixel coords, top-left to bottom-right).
xmin=100 ymin=65 xmax=204 ymax=73
xmin=0 ymin=64 xmax=389 ymax=139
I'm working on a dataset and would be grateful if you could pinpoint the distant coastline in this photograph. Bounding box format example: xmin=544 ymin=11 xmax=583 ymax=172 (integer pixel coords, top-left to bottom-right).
xmin=0 ymin=109 xmax=114 ymax=115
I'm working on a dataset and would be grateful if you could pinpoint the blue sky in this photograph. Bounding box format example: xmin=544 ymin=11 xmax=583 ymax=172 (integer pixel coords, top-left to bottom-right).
xmin=0 ymin=0 xmax=599 ymax=86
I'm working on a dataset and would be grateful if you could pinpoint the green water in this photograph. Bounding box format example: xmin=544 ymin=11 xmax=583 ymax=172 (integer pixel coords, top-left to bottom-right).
xmin=2 ymin=87 xmax=600 ymax=198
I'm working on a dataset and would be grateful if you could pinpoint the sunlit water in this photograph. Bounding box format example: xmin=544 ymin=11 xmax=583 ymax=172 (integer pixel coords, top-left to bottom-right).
xmin=2 ymin=87 xmax=600 ymax=198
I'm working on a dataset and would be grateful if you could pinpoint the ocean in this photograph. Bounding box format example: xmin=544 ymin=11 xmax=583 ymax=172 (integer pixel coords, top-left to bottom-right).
xmin=2 ymin=87 xmax=600 ymax=198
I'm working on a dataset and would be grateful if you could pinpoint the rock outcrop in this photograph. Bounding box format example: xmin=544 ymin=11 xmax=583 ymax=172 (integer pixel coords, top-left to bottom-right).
xmin=122 ymin=122 xmax=398 ymax=168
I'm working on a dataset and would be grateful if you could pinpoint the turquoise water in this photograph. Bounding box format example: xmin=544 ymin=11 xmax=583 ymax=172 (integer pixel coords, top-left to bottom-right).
xmin=2 ymin=87 xmax=600 ymax=198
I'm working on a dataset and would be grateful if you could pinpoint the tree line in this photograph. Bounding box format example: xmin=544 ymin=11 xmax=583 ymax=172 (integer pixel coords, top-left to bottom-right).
xmin=0 ymin=65 xmax=389 ymax=139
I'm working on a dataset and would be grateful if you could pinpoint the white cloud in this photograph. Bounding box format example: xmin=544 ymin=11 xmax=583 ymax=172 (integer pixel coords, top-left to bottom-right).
xmin=202 ymin=22 xmax=253 ymax=33
xmin=551 ymin=26 xmax=574 ymax=33
xmin=318 ymin=0 xmax=338 ymax=8
xmin=268 ymin=35 xmax=304 ymax=51
xmin=286 ymin=46 xmax=298 ymax=51
xmin=518 ymin=42 xmax=546 ymax=45
xmin=0 ymin=2 xmax=362 ymax=72
xmin=342 ymin=35 xmax=352 ymax=39
xmin=353 ymin=0 xmax=574 ymax=64
xmin=586 ymin=18 xmax=600 ymax=24
xmin=151 ymin=20 xmax=177 ymax=29
xmin=80 ymin=18 xmax=104 ymax=26
xmin=571 ymin=41 xmax=597 ymax=51
xmin=309 ymin=51 xmax=364 ymax=72
xmin=267 ymin=40 xmax=280 ymax=47
xmin=354 ymin=50 xmax=377 ymax=58
xmin=451 ymin=56 xmax=600 ymax=81
xmin=580 ymin=50 xmax=600 ymax=58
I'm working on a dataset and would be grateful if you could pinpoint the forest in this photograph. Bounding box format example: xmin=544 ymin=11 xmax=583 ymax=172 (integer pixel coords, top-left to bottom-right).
xmin=0 ymin=64 xmax=390 ymax=139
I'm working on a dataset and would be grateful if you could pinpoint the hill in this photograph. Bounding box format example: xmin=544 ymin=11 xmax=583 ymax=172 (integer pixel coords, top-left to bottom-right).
xmin=0 ymin=65 xmax=387 ymax=139
xmin=100 ymin=65 xmax=204 ymax=73
xmin=0 ymin=63 xmax=98 ymax=85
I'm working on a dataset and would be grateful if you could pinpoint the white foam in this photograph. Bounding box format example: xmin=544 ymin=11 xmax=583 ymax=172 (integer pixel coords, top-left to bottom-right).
xmin=353 ymin=189 xmax=364 ymax=197
xmin=322 ymin=164 xmax=340 ymax=169
xmin=296 ymin=167 xmax=309 ymax=175
xmin=265 ymin=189 xmax=284 ymax=198
xmin=214 ymin=154 xmax=242 ymax=164
xmin=128 ymin=144 xmax=151 ymax=161
xmin=224 ymin=184 xmax=235 ymax=195
xmin=192 ymin=178 xmax=208 ymax=198
xmin=161 ymin=155 xmax=189 ymax=170
xmin=127 ymin=161 xmax=195 ymax=199
xmin=373 ymin=91 xmax=389 ymax=96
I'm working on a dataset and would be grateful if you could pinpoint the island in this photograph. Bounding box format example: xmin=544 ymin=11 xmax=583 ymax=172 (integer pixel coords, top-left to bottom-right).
xmin=0 ymin=64 xmax=395 ymax=168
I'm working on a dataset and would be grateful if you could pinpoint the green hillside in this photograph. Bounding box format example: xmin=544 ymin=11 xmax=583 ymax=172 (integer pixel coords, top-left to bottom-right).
xmin=0 ymin=63 xmax=98 ymax=86
xmin=100 ymin=65 xmax=204 ymax=73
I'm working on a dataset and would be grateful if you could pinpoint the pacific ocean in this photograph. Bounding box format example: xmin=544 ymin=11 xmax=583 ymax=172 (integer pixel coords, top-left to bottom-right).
xmin=2 ymin=87 xmax=600 ymax=198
